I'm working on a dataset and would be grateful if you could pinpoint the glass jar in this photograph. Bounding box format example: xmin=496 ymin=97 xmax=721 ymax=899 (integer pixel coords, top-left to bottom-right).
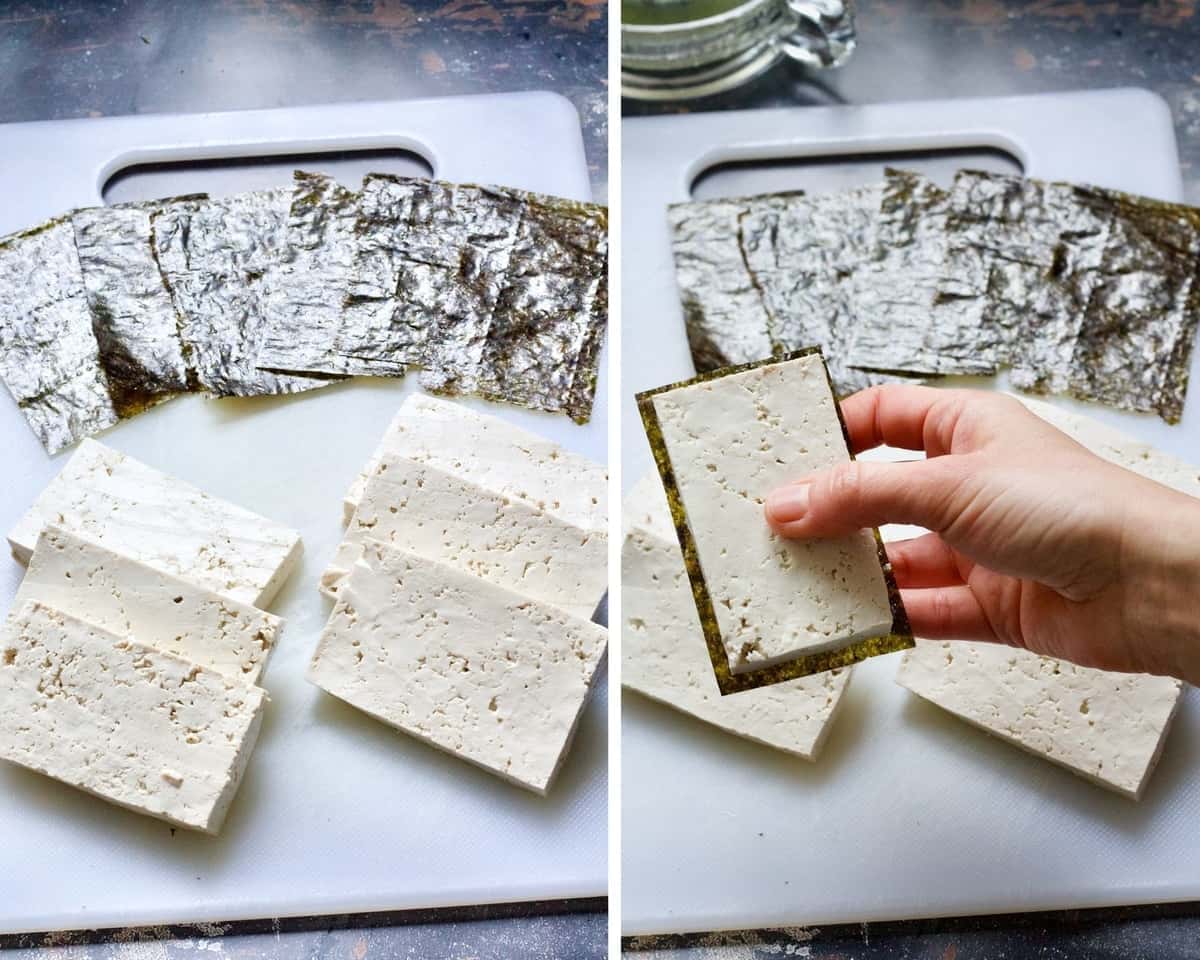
xmin=621 ymin=0 xmax=856 ymax=101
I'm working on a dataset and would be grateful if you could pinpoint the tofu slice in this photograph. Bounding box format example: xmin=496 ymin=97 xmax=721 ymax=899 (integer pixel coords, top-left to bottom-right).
xmin=343 ymin=394 xmax=607 ymax=532
xmin=322 ymin=457 xmax=607 ymax=621
xmin=896 ymin=398 xmax=1195 ymax=800
xmin=307 ymin=540 xmax=607 ymax=795
xmin=896 ymin=641 xmax=1181 ymax=799
xmin=623 ymin=474 xmax=851 ymax=760
xmin=14 ymin=526 xmax=281 ymax=683
xmin=0 ymin=601 xmax=266 ymax=833
xmin=8 ymin=438 xmax=302 ymax=607
xmin=643 ymin=353 xmax=897 ymax=675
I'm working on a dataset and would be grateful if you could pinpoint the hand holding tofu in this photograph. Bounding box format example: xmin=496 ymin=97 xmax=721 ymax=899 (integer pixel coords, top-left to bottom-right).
xmin=766 ymin=384 xmax=1200 ymax=684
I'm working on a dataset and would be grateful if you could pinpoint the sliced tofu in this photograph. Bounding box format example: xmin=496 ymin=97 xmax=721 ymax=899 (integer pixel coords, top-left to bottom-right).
xmin=897 ymin=641 xmax=1181 ymax=799
xmin=896 ymin=398 xmax=1197 ymax=799
xmin=623 ymin=476 xmax=851 ymax=759
xmin=323 ymin=457 xmax=607 ymax=621
xmin=14 ymin=526 xmax=281 ymax=683
xmin=343 ymin=394 xmax=607 ymax=531
xmin=0 ymin=601 xmax=266 ymax=833
xmin=307 ymin=540 xmax=607 ymax=795
xmin=7 ymin=438 xmax=302 ymax=607
xmin=644 ymin=353 xmax=896 ymax=674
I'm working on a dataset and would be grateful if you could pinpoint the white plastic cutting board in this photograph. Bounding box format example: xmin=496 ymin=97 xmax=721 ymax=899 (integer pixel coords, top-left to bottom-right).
xmin=0 ymin=92 xmax=607 ymax=935
xmin=622 ymin=88 xmax=1200 ymax=935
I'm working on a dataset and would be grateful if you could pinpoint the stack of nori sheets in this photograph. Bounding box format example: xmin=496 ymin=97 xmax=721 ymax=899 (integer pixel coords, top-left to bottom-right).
xmin=0 ymin=171 xmax=608 ymax=454
xmin=670 ymin=168 xmax=1200 ymax=423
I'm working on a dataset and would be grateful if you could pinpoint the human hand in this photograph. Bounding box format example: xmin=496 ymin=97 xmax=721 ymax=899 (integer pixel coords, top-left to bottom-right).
xmin=764 ymin=385 xmax=1200 ymax=684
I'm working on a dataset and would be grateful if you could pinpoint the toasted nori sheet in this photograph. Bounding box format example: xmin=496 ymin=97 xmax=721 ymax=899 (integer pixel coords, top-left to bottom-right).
xmin=151 ymin=187 xmax=333 ymax=397
xmin=0 ymin=216 xmax=119 ymax=453
xmin=636 ymin=347 xmax=912 ymax=694
xmin=667 ymin=194 xmax=785 ymax=373
xmin=254 ymin=171 xmax=363 ymax=379
xmin=843 ymin=171 xmax=998 ymax=380
xmin=72 ymin=196 xmax=206 ymax=415
xmin=465 ymin=192 xmax=608 ymax=423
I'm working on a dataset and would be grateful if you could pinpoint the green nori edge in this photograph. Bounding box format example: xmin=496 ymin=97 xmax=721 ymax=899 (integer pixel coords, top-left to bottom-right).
xmin=636 ymin=346 xmax=912 ymax=695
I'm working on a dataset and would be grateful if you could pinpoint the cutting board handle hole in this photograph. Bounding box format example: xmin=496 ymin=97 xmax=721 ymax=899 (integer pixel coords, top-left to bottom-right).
xmin=101 ymin=147 xmax=435 ymax=205
xmin=689 ymin=145 xmax=1023 ymax=201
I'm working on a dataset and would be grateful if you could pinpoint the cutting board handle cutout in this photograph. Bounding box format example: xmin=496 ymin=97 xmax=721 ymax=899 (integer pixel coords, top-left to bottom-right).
xmin=101 ymin=145 xmax=435 ymax=205
xmin=689 ymin=142 xmax=1024 ymax=201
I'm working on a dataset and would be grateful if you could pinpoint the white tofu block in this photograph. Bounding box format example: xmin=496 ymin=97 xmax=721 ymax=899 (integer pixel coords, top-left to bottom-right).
xmin=14 ymin=526 xmax=281 ymax=683
xmin=8 ymin=438 xmax=302 ymax=607
xmin=0 ymin=601 xmax=267 ymax=833
xmin=648 ymin=353 xmax=894 ymax=673
xmin=896 ymin=640 xmax=1182 ymax=800
xmin=622 ymin=479 xmax=851 ymax=759
xmin=895 ymin=400 xmax=1197 ymax=799
xmin=307 ymin=540 xmax=607 ymax=795
xmin=322 ymin=457 xmax=607 ymax=621
xmin=343 ymin=394 xmax=607 ymax=532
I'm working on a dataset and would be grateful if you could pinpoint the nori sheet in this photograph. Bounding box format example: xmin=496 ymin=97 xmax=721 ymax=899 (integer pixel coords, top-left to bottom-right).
xmin=254 ymin=171 xmax=364 ymax=379
xmin=636 ymin=347 xmax=912 ymax=694
xmin=0 ymin=216 xmax=119 ymax=453
xmin=465 ymin=192 xmax=608 ymax=423
xmin=150 ymin=187 xmax=334 ymax=397
xmin=667 ymin=194 xmax=787 ymax=373
xmin=72 ymin=196 xmax=206 ymax=415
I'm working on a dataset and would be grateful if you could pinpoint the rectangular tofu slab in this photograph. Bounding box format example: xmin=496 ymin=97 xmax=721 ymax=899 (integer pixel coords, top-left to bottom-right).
xmin=7 ymin=439 xmax=302 ymax=607
xmin=623 ymin=474 xmax=851 ymax=760
xmin=307 ymin=540 xmax=607 ymax=795
xmin=896 ymin=399 xmax=1196 ymax=799
xmin=0 ymin=601 xmax=266 ymax=833
xmin=638 ymin=351 xmax=907 ymax=691
xmin=342 ymin=394 xmax=607 ymax=531
xmin=14 ymin=526 xmax=281 ymax=683
xmin=896 ymin=641 xmax=1182 ymax=799
xmin=323 ymin=457 xmax=607 ymax=621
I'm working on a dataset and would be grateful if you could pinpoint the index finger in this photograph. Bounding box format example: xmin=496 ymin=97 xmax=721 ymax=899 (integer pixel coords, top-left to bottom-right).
xmin=839 ymin=384 xmax=968 ymax=456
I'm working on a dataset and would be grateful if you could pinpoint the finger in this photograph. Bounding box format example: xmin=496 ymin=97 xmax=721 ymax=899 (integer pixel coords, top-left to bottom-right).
xmin=886 ymin=534 xmax=966 ymax=589
xmin=900 ymin=586 xmax=997 ymax=642
xmin=839 ymin=384 xmax=965 ymax=455
xmin=765 ymin=457 xmax=970 ymax=539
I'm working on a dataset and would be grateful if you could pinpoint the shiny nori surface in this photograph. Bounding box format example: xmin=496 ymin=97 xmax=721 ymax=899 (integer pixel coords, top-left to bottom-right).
xmin=72 ymin=196 xmax=206 ymax=416
xmin=254 ymin=171 xmax=362 ymax=380
xmin=667 ymin=194 xmax=784 ymax=373
xmin=467 ymin=192 xmax=608 ymax=423
xmin=151 ymin=187 xmax=333 ymax=397
xmin=636 ymin=347 xmax=912 ymax=694
xmin=0 ymin=216 xmax=119 ymax=453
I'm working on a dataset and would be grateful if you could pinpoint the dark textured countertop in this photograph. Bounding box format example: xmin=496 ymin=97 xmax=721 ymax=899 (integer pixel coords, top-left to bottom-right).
xmin=623 ymin=1 xmax=1200 ymax=956
xmin=0 ymin=1 xmax=607 ymax=956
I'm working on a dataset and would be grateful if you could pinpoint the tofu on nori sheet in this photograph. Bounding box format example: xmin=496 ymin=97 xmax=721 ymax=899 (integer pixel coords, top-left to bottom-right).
xmin=150 ymin=187 xmax=336 ymax=397
xmin=637 ymin=349 xmax=910 ymax=694
xmin=0 ymin=216 xmax=119 ymax=454
xmin=72 ymin=196 xmax=207 ymax=413
xmin=254 ymin=171 xmax=363 ymax=381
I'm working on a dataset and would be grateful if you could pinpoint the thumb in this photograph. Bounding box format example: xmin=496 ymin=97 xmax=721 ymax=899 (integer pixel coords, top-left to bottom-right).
xmin=764 ymin=457 xmax=968 ymax=538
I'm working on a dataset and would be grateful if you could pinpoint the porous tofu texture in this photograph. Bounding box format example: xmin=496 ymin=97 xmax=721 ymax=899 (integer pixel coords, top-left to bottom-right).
xmin=0 ymin=601 xmax=266 ymax=833
xmin=308 ymin=540 xmax=607 ymax=795
xmin=323 ymin=457 xmax=607 ymax=621
xmin=649 ymin=353 xmax=894 ymax=672
xmin=7 ymin=438 xmax=302 ymax=608
xmin=343 ymin=394 xmax=607 ymax=531
xmin=623 ymin=521 xmax=851 ymax=760
xmin=897 ymin=641 xmax=1181 ymax=800
xmin=15 ymin=526 xmax=281 ymax=683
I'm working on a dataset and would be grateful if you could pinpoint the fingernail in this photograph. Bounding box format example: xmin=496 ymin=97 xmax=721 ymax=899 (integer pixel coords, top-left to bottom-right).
xmin=766 ymin=482 xmax=810 ymax=523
